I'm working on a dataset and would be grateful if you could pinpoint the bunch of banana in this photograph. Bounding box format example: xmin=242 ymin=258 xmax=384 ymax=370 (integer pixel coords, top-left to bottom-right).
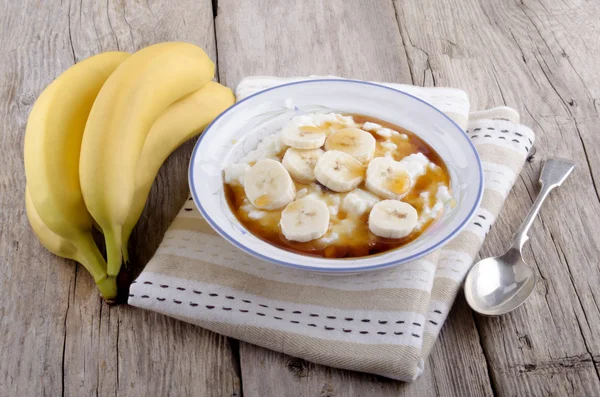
xmin=24 ymin=42 xmax=235 ymax=301
xmin=24 ymin=51 xmax=130 ymax=300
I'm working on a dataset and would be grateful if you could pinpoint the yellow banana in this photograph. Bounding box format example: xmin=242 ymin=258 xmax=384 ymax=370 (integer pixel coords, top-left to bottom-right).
xmin=121 ymin=81 xmax=235 ymax=262
xmin=26 ymin=187 xmax=81 ymax=262
xmin=24 ymin=51 xmax=129 ymax=300
xmin=79 ymin=42 xmax=215 ymax=276
xmin=26 ymin=188 xmax=117 ymax=299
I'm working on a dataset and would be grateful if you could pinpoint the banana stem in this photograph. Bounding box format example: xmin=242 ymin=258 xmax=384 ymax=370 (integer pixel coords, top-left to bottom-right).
xmin=121 ymin=226 xmax=133 ymax=264
xmin=122 ymin=244 xmax=131 ymax=265
xmin=121 ymin=184 xmax=153 ymax=265
xmin=95 ymin=276 xmax=118 ymax=301
xmin=72 ymin=233 xmax=118 ymax=300
xmin=72 ymin=232 xmax=109 ymax=281
xmin=105 ymin=226 xmax=123 ymax=277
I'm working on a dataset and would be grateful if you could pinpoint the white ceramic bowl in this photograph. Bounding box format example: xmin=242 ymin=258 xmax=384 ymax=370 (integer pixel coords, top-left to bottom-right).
xmin=189 ymin=79 xmax=482 ymax=273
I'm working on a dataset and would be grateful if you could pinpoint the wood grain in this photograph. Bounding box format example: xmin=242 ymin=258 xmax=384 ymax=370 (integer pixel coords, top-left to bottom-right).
xmin=395 ymin=0 xmax=600 ymax=395
xmin=0 ymin=1 xmax=241 ymax=396
xmin=215 ymin=0 xmax=412 ymax=87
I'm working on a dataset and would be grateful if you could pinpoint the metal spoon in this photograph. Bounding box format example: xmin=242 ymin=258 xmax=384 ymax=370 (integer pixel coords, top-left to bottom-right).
xmin=464 ymin=158 xmax=575 ymax=316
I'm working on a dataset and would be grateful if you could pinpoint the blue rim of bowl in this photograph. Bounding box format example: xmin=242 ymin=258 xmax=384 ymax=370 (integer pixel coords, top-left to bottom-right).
xmin=189 ymin=78 xmax=483 ymax=272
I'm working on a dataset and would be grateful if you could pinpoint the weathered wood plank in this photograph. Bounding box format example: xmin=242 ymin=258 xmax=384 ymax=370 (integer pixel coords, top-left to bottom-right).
xmin=0 ymin=1 xmax=241 ymax=396
xmin=215 ymin=0 xmax=412 ymax=88
xmin=395 ymin=0 xmax=600 ymax=395
xmin=0 ymin=2 xmax=84 ymax=395
xmin=216 ymin=0 xmax=493 ymax=395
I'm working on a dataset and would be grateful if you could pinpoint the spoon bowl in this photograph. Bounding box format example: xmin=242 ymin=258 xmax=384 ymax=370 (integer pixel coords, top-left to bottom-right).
xmin=464 ymin=249 xmax=536 ymax=316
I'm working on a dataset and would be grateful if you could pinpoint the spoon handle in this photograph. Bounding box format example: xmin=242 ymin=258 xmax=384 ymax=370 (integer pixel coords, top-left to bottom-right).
xmin=511 ymin=158 xmax=575 ymax=250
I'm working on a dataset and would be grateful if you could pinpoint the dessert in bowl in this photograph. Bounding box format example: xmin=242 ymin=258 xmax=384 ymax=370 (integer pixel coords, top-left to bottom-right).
xmin=223 ymin=113 xmax=452 ymax=258
xmin=189 ymin=79 xmax=483 ymax=272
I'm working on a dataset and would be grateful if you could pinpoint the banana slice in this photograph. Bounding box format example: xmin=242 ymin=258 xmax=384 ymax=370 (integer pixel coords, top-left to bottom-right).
xmin=324 ymin=128 xmax=376 ymax=164
xmin=281 ymin=117 xmax=327 ymax=149
xmin=244 ymin=159 xmax=296 ymax=210
xmin=365 ymin=156 xmax=412 ymax=199
xmin=282 ymin=148 xmax=324 ymax=183
xmin=368 ymin=200 xmax=418 ymax=238
xmin=280 ymin=198 xmax=330 ymax=242
xmin=314 ymin=150 xmax=365 ymax=192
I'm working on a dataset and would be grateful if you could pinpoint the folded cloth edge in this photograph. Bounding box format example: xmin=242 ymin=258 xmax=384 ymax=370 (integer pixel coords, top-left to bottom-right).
xmin=235 ymin=75 xmax=471 ymax=130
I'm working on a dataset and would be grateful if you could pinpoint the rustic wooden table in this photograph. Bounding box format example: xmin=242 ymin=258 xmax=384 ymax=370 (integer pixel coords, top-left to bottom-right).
xmin=2 ymin=0 xmax=599 ymax=396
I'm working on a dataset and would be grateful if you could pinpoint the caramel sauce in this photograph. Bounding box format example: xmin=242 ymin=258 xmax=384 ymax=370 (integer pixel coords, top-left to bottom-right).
xmin=224 ymin=114 xmax=451 ymax=259
xmin=342 ymin=160 xmax=365 ymax=179
xmin=386 ymin=170 xmax=410 ymax=195
xmin=254 ymin=194 xmax=271 ymax=207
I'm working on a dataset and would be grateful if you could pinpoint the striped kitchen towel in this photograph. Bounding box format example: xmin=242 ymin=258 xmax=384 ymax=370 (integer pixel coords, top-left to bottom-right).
xmin=128 ymin=76 xmax=535 ymax=381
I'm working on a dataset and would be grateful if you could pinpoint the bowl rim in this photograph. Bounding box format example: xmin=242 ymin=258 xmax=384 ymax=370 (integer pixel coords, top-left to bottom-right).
xmin=188 ymin=78 xmax=483 ymax=272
